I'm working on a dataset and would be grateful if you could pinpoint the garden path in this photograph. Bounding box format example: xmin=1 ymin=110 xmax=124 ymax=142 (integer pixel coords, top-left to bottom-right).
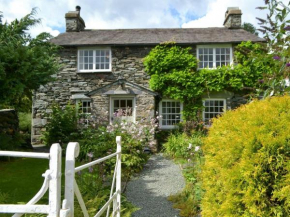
xmin=125 ymin=153 xmax=185 ymax=217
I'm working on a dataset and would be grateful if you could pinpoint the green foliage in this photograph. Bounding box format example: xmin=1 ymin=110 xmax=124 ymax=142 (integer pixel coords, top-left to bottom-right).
xmin=144 ymin=42 xmax=265 ymax=120
xmin=0 ymin=9 xmax=60 ymax=111
xmin=75 ymin=167 xmax=139 ymax=217
xmin=202 ymin=95 xmax=290 ymax=216
xmin=78 ymin=126 xmax=148 ymax=182
xmin=164 ymin=132 xmax=204 ymax=216
xmin=0 ymin=132 xmax=24 ymax=151
xmin=242 ymin=22 xmax=259 ymax=36
xmin=42 ymin=103 xmax=78 ymax=147
xmin=19 ymin=112 xmax=31 ymax=132
xmin=255 ymin=0 xmax=290 ymax=96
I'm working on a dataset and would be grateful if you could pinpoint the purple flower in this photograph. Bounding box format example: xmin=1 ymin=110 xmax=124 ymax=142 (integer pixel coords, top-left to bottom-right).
xmin=284 ymin=26 xmax=290 ymax=31
xmin=258 ymin=79 xmax=264 ymax=84
xmin=286 ymin=63 xmax=290 ymax=67
xmin=273 ymin=56 xmax=281 ymax=60
xmin=89 ymin=166 xmax=93 ymax=173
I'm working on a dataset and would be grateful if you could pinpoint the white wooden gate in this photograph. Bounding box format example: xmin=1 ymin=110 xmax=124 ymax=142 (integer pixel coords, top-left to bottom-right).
xmin=60 ymin=136 xmax=122 ymax=217
xmin=0 ymin=143 xmax=62 ymax=216
xmin=0 ymin=136 xmax=122 ymax=217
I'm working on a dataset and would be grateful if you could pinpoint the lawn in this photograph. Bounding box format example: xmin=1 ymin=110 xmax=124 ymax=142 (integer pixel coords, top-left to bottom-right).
xmin=0 ymin=158 xmax=49 ymax=204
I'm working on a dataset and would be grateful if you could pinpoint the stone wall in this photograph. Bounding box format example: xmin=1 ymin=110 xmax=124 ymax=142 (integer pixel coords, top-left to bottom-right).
xmin=32 ymin=44 xmax=246 ymax=145
xmin=32 ymin=46 xmax=155 ymax=145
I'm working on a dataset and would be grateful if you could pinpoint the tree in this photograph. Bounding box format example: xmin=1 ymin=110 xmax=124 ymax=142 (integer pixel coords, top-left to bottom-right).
xmin=255 ymin=0 xmax=290 ymax=96
xmin=0 ymin=9 xmax=60 ymax=111
xmin=242 ymin=22 xmax=259 ymax=36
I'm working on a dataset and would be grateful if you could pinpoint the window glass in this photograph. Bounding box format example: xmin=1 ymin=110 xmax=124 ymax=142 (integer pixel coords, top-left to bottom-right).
xmin=203 ymin=99 xmax=225 ymax=124
xmin=198 ymin=47 xmax=231 ymax=69
xmin=160 ymin=100 xmax=182 ymax=127
xmin=113 ymin=99 xmax=133 ymax=116
xmin=79 ymin=49 xmax=111 ymax=71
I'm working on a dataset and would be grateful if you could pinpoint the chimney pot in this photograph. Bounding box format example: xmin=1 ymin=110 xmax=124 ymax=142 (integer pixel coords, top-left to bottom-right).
xmin=65 ymin=6 xmax=85 ymax=32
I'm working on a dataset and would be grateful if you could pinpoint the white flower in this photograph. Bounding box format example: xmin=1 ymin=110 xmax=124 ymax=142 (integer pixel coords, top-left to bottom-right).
xmin=195 ymin=146 xmax=200 ymax=152
xmin=188 ymin=143 xmax=192 ymax=149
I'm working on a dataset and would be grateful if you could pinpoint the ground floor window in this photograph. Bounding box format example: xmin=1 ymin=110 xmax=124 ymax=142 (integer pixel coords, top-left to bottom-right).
xmin=203 ymin=99 xmax=226 ymax=124
xmin=76 ymin=99 xmax=92 ymax=124
xmin=159 ymin=100 xmax=182 ymax=129
xmin=110 ymin=97 xmax=135 ymax=122
xmin=79 ymin=100 xmax=91 ymax=114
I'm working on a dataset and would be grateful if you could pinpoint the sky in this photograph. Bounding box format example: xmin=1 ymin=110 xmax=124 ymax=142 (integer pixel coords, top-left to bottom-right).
xmin=0 ymin=0 xmax=276 ymax=38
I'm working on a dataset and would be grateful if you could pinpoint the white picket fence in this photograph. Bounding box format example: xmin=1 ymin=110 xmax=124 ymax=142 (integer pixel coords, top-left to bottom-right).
xmin=0 ymin=136 xmax=122 ymax=217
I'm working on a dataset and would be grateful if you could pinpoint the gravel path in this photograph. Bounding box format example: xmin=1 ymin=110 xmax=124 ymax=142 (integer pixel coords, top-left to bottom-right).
xmin=125 ymin=154 xmax=185 ymax=217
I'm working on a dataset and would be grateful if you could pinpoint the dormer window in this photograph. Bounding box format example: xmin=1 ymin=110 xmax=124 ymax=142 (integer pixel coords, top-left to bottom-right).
xmin=78 ymin=48 xmax=111 ymax=72
xmin=197 ymin=45 xmax=232 ymax=69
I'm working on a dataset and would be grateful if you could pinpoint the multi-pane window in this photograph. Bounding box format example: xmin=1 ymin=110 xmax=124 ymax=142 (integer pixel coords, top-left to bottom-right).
xmin=160 ymin=100 xmax=182 ymax=128
xmin=113 ymin=99 xmax=133 ymax=116
xmin=79 ymin=100 xmax=91 ymax=114
xmin=78 ymin=49 xmax=111 ymax=72
xmin=203 ymin=99 xmax=226 ymax=124
xmin=111 ymin=98 xmax=135 ymax=122
xmin=197 ymin=46 xmax=232 ymax=69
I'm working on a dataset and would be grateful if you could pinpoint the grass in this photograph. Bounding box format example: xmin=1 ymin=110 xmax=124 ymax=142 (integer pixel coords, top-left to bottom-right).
xmin=0 ymin=155 xmax=138 ymax=217
xmin=0 ymin=158 xmax=49 ymax=204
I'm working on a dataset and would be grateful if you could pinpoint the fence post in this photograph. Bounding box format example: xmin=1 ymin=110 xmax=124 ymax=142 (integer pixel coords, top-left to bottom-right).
xmin=48 ymin=143 xmax=62 ymax=217
xmin=64 ymin=142 xmax=80 ymax=217
xmin=116 ymin=136 xmax=121 ymax=217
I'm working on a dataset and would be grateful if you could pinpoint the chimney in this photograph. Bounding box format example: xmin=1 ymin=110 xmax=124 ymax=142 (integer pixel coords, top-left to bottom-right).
xmin=65 ymin=6 xmax=86 ymax=32
xmin=223 ymin=7 xmax=242 ymax=29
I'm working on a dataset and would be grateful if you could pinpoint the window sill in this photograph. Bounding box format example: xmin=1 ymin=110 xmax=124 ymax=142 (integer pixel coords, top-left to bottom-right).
xmin=159 ymin=125 xmax=178 ymax=130
xmin=77 ymin=70 xmax=112 ymax=73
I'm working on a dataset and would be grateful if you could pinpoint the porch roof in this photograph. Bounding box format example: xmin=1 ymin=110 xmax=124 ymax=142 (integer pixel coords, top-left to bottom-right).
xmin=86 ymin=79 xmax=159 ymax=97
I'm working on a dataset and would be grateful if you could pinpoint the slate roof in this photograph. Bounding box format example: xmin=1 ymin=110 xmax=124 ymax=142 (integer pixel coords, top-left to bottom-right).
xmin=87 ymin=79 xmax=158 ymax=96
xmin=50 ymin=28 xmax=265 ymax=46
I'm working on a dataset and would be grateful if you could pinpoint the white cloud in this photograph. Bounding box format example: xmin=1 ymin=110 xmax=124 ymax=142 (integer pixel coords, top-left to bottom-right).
xmin=182 ymin=0 xmax=267 ymax=29
xmin=0 ymin=0 xmax=285 ymax=38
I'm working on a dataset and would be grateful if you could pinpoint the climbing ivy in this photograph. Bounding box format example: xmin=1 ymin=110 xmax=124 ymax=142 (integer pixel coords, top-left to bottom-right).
xmin=143 ymin=42 xmax=276 ymax=120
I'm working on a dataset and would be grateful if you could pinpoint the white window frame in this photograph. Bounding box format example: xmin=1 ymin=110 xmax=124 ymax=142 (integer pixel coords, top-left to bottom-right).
xmin=202 ymin=98 xmax=226 ymax=124
xmin=197 ymin=44 xmax=233 ymax=69
xmin=159 ymin=100 xmax=183 ymax=129
xmin=78 ymin=47 xmax=112 ymax=73
xmin=76 ymin=99 xmax=92 ymax=114
xmin=76 ymin=99 xmax=92 ymax=125
xmin=110 ymin=96 xmax=136 ymax=123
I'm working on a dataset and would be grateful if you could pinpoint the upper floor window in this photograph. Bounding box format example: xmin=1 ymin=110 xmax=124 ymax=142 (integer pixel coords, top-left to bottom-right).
xmin=78 ymin=48 xmax=111 ymax=72
xmin=197 ymin=45 xmax=232 ymax=69
xmin=159 ymin=100 xmax=182 ymax=129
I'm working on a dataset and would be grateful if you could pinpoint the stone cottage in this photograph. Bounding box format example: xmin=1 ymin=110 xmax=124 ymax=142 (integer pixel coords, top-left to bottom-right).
xmin=32 ymin=6 xmax=264 ymax=145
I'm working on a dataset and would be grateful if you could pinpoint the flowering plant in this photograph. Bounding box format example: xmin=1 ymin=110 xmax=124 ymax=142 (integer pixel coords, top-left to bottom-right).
xmin=256 ymin=0 xmax=290 ymax=97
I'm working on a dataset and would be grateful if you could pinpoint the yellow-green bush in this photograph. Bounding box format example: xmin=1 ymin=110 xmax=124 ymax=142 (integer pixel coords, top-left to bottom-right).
xmin=201 ymin=96 xmax=290 ymax=216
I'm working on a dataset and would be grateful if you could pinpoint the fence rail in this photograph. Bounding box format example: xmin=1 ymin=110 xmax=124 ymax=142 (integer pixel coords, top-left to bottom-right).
xmin=60 ymin=136 xmax=122 ymax=217
xmin=0 ymin=136 xmax=122 ymax=217
xmin=0 ymin=143 xmax=62 ymax=217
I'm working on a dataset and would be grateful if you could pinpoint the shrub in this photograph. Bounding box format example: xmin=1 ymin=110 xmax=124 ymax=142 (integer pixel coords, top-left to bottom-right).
xmin=164 ymin=132 xmax=204 ymax=216
xmin=42 ymin=103 xmax=78 ymax=146
xmin=19 ymin=112 xmax=31 ymax=133
xmin=78 ymin=124 xmax=149 ymax=185
xmin=163 ymin=132 xmax=203 ymax=160
xmin=202 ymin=96 xmax=290 ymax=216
